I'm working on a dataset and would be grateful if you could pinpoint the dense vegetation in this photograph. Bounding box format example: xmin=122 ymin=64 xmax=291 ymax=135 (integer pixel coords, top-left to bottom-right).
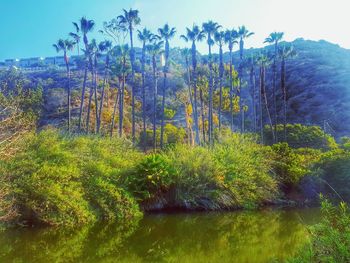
xmin=1 ymin=5 xmax=350 ymax=263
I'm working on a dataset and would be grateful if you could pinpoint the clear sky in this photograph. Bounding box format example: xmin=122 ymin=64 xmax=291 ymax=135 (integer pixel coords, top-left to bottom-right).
xmin=1 ymin=0 xmax=349 ymax=60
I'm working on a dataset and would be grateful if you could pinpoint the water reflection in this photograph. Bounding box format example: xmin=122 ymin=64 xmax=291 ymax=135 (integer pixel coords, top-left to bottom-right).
xmin=0 ymin=208 xmax=320 ymax=263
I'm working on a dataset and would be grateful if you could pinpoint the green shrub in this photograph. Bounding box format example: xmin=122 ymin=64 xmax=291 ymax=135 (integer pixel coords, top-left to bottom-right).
xmin=289 ymin=198 xmax=350 ymax=263
xmin=125 ymin=154 xmax=174 ymax=200
xmin=271 ymin=143 xmax=320 ymax=188
xmin=1 ymin=129 xmax=142 ymax=226
xmin=214 ymin=133 xmax=278 ymax=208
xmin=314 ymin=149 xmax=350 ymax=202
xmin=263 ymin=124 xmax=337 ymax=150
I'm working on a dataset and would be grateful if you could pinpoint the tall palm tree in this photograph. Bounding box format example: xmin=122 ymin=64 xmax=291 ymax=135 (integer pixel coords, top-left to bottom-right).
xmin=264 ymin=31 xmax=284 ymax=142
xmin=147 ymin=37 xmax=163 ymax=150
xmin=214 ymin=30 xmax=225 ymax=130
xmin=257 ymin=53 xmax=274 ymax=143
xmin=69 ymin=22 xmax=81 ymax=56
xmin=158 ymin=24 xmax=176 ymax=149
xmin=224 ymin=29 xmax=238 ymax=131
xmin=279 ymin=44 xmax=296 ymax=142
xmin=237 ymin=26 xmax=254 ymax=132
xmin=181 ymin=25 xmax=205 ymax=145
xmin=118 ymin=9 xmax=141 ymax=143
xmin=76 ymin=17 xmax=95 ymax=132
xmin=203 ymin=21 xmax=221 ymax=143
xmin=97 ymin=40 xmax=113 ymax=133
xmin=53 ymin=39 xmax=75 ymax=132
xmin=137 ymin=28 xmax=153 ymax=144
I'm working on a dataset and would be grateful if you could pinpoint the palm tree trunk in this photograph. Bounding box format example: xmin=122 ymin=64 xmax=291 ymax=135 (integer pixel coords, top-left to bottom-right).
xmin=229 ymin=49 xmax=234 ymax=131
xmin=78 ymin=63 xmax=88 ymax=132
xmin=200 ymin=87 xmax=206 ymax=144
xmin=259 ymin=66 xmax=264 ymax=144
xmin=262 ymin=66 xmax=275 ymax=142
xmin=93 ymin=59 xmax=99 ymax=134
xmin=110 ymin=82 xmax=120 ymax=138
xmin=273 ymin=42 xmax=278 ymax=143
xmin=218 ymin=45 xmax=223 ymax=130
xmin=64 ymin=54 xmax=71 ymax=133
xmin=208 ymin=44 xmax=213 ymax=144
xmin=152 ymin=57 xmax=158 ymax=150
xmin=119 ymin=60 xmax=126 ymax=137
xmin=97 ymin=55 xmax=109 ymax=133
xmin=160 ymin=72 xmax=166 ymax=148
xmin=281 ymin=57 xmax=287 ymax=142
xmin=129 ymin=25 xmax=136 ymax=144
xmin=250 ymin=66 xmax=257 ymax=132
xmin=141 ymin=45 xmax=147 ymax=151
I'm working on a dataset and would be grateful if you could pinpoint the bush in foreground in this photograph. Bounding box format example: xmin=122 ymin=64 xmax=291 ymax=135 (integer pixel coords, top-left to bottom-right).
xmin=0 ymin=129 xmax=142 ymax=226
xmin=288 ymin=198 xmax=350 ymax=263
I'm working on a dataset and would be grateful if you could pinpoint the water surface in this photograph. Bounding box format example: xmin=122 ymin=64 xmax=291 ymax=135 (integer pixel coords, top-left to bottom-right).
xmin=0 ymin=208 xmax=320 ymax=263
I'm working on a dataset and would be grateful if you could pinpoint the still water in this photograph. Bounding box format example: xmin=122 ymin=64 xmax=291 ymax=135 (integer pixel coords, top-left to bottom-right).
xmin=0 ymin=208 xmax=320 ymax=263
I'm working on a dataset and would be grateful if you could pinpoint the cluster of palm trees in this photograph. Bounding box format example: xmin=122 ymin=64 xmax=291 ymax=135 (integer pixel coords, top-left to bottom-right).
xmin=53 ymin=8 xmax=296 ymax=148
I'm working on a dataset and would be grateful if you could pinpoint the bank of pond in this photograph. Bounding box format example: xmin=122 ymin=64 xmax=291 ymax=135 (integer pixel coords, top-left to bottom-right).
xmin=1 ymin=127 xmax=350 ymax=261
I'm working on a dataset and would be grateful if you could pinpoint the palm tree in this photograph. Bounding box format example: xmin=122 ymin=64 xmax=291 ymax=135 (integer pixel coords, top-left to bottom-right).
xmin=264 ymin=31 xmax=284 ymax=142
xmin=118 ymin=9 xmax=141 ymax=143
xmin=76 ymin=17 xmax=95 ymax=132
xmin=203 ymin=21 xmax=221 ymax=143
xmin=181 ymin=25 xmax=205 ymax=145
xmin=224 ymin=29 xmax=238 ymax=131
xmin=97 ymin=40 xmax=113 ymax=133
xmin=257 ymin=53 xmax=274 ymax=143
xmin=237 ymin=26 xmax=254 ymax=132
xmin=279 ymin=44 xmax=296 ymax=141
xmin=137 ymin=28 xmax=153 ymax=145
xmin=69 ymin=22 xmax=81 ymax=56
xmin=214 ymin=30 xmax=225 ymax=130
xmin=53 ymin=39 xmax=75 ymax=132
xmin=147 ymin=37 xmax=163 ymax=150
xmin=158 ymin=24 xmax=176 ymax=149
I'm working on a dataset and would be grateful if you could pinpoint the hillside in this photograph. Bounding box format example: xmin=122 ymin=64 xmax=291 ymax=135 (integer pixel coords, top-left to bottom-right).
xmin=230 ymin=38 xmax=350 ymax=137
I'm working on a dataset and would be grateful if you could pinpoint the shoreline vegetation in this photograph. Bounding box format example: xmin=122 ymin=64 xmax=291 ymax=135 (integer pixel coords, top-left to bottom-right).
xmin=1 ymin=6 xmax=350 ymax=262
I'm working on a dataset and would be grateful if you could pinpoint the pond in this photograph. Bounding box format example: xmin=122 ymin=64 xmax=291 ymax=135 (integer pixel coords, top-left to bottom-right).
xmin=0 ymin=208 xmax=320 ymax=263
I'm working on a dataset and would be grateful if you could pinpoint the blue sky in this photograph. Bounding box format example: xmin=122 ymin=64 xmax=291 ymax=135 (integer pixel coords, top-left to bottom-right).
xmin=1 ymin=0 xmax=349 ymax=60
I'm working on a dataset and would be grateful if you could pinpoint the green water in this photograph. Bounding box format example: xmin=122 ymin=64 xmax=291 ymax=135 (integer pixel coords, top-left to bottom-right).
xmin=0 ymin=208 xmax=320 ymax=263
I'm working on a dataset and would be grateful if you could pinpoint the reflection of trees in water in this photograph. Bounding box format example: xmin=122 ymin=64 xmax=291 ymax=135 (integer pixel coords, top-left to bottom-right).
xmin=0 ymin=209 xmax=319 ymax=263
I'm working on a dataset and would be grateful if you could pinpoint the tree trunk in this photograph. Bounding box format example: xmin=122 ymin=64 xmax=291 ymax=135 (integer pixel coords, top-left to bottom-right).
xmin=152 ymin=56 xmax=158 ymax=150
xmin=281 ymin=57 xmax=287 ymax=142
xmin=250 ymin=65 xmax=257 ymax=132
xmin=259 ymin=66 xmax=264 ymax=144
xmin=261 ymin=65 xmax=275 ymax=142
xmin=110 ymin=82 xmax=120 ymax=138
xmin=78 ymin=63 xmax=88 ymax=132
xmin=64 ymin=53 xmax=71 ymax=133
xmin=160 ymin=72 xmax=166 ymax=148
xmin=129 ymin=25 xmax=136 ymax=144
xmin=141 ymin=43 xmax=147 ymax=150
xmin=218 ymin=45 xmax=224 ymax=130
xmin=97 ymin=55 xmax=109 ymax=133
xmin=119 ymin=59 xmax=126 ymax=137
xmin=273 ymin=42 xmax=278 ymax=143
xmin=192 ymin=42 xmax=200 ymax=145
xmin=200 ymin=87 xmax=206 ymax=144
xmin=229 ymin=49 xmax=234 ymax=131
